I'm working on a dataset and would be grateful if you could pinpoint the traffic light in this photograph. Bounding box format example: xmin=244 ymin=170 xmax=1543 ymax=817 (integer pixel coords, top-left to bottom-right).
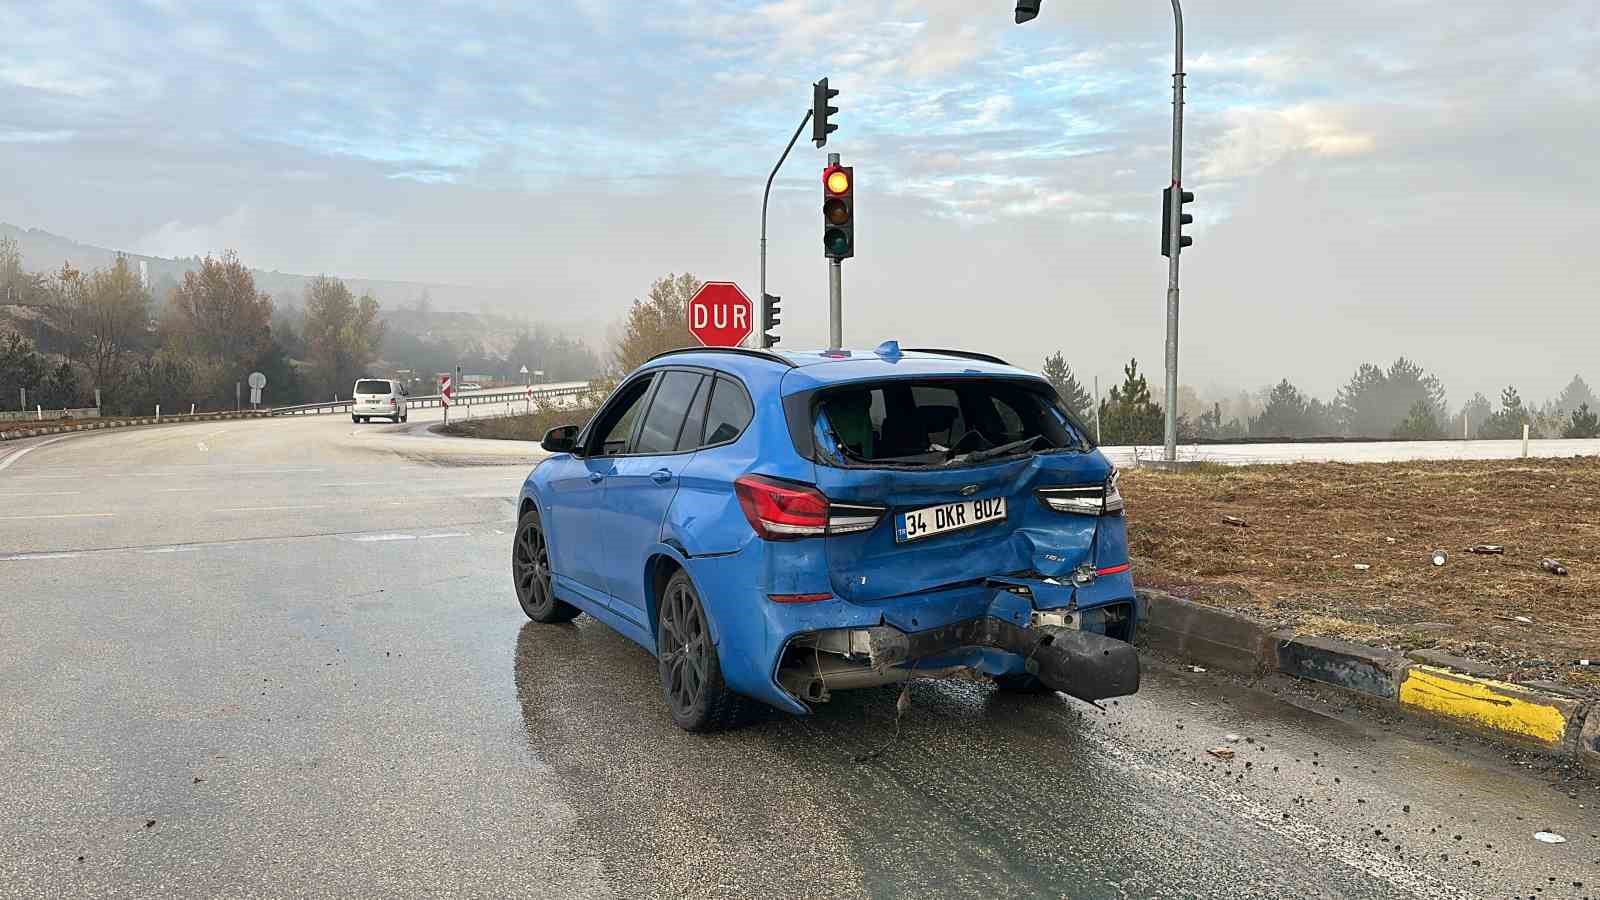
xmin=1014 ymin=1 xmax=1042 ymax=24
xmin=761 ymin=293 xmax=781 ymax=348
xmin=822 ymin=164 xmax=854 ymax=259
xmin=812 ymin=78 xmax=839 ymax=148
xmin=1161 ymin=186 xmax=1194 ymax=257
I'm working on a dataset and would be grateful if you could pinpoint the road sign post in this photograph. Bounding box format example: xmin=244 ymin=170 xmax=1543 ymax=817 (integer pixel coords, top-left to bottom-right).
xmin=687 ymin=282 xmax=754 ymax=348
xmin=440 ymin=373 xmax=454 ymax=425
xmin=248 ymin=372 xmax=267 ymax=411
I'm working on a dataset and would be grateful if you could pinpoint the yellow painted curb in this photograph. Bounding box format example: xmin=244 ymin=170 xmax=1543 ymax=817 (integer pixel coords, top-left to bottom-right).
xmin=1399 ymin=665 xmax=1570 ymax=745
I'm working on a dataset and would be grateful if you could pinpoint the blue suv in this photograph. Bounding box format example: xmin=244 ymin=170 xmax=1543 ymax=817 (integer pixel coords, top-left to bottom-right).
xmin=514 ymin=343 xmax=1139 ymax=731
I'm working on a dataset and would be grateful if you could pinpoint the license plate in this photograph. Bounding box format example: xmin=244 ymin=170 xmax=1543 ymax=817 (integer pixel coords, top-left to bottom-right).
xmin=895 ymin=496 xmax=1007 ymax=543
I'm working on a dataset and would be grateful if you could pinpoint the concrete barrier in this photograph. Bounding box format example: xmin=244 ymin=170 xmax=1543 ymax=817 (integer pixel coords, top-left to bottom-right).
xmin=1136 ymin=587 xmax=1598 ymax=770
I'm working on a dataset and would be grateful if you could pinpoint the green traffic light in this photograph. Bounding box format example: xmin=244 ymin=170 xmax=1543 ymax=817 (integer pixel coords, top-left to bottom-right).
xmin=824 ymin=228 xmax=851 ymax=255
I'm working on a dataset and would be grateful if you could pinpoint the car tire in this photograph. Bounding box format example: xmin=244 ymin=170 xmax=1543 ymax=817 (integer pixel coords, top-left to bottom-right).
xmin=657 ymin=569 xmax=751 ymax=732
xmin=513 ymin=506 xmax=579 ymax=624
xmin=353 ymin=415 xmax=363 ymax=424
xmin=994 ymin=673 xmax=1056 ymax=695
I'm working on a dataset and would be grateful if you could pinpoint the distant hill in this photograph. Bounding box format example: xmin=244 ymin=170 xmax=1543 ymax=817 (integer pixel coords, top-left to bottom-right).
xmin=0 ymin=222 xmax=516 ymax=312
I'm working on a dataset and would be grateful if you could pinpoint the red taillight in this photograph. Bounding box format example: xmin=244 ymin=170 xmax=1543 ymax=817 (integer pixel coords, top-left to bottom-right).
xmin=768 ymin=593 xmax=832 ymax=604
xmin=734 ymin=475 xmax=885 ymax=541
xmin=735 ymin=475 xmax=829 ymax=540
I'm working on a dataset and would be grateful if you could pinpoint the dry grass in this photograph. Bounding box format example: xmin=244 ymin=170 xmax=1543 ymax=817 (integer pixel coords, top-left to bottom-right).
xmin=1123 ymin=458 xmax=1600 ymax=691
xmin=436 ymin=407 xmax=597 ymax=442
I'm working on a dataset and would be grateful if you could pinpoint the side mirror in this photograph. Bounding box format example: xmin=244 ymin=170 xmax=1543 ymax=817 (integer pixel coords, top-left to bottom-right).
xmin=541 ymin=424 xmax=582 ymax=454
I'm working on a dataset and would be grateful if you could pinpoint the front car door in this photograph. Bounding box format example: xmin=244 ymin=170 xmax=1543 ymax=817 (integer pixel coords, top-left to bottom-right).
xmin=600 ymin=368 xmax=710 ymax=625
xmin=543 ymin=374 xmax=654 ymax=600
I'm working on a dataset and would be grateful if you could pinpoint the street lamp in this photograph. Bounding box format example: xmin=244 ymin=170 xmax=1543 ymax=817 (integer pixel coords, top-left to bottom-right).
xmin=1013 ymin=0 xmax=1187 ymax=462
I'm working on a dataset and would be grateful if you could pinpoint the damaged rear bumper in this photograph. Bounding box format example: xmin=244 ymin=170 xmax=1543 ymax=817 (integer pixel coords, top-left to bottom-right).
xmin=776 ymin=606 xmax=1139 ymax=707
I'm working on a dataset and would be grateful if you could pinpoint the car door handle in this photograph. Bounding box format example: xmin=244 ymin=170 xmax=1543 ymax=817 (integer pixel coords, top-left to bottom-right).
xmin=650 ymin=468 xmax=673 ymax=484
xmin=588 ymin=472 xmax=605 ymax=484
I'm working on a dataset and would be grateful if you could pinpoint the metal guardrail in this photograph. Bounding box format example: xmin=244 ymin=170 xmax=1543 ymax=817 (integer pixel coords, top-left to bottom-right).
xmin=270 ymin=384 xmax=590 ymax=417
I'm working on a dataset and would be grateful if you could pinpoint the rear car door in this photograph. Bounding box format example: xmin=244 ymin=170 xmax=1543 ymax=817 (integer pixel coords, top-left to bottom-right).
xmin=544 ymin=374 xmax=654 ymax=597
xmin=600 ymin=369 xmax=708 ymax=624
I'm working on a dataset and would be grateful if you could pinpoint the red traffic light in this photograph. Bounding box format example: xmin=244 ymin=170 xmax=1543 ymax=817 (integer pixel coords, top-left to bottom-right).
xmin=824 ymin=166 xmax=851 ymax=196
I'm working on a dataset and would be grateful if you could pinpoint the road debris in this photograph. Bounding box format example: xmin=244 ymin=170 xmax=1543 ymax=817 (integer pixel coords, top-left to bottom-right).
xmin=1431 ymin=550 xmax=1447 ymax=567
xmin=1221 ymin=514 xmax=1249 ymax=528
xmin=1224 ymin=733 xmax=1242 ymax=743
xmin=1207 ymin=746 xmax=1236 ymax=761
xmin=1384 ymin=537 xmax=1397 ymax=544
xmin=1539 ymin=558 xmax=1569 ymax=577
xmin=1533 ymin=831 xmax=1567 ymax=844
xmin=1353 ymin=564 xmax=1371 ymax=571
xmin=1186 ymin=665 xmax=1207 ymax=673
xmin=1465 ymin=544 xmax=1504 ymax=555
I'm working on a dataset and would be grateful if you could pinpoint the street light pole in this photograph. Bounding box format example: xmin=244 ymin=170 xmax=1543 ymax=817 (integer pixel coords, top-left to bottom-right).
xmin=1162 ymin=0 xmax=1185 ymax=463
xmin=760 ymin=109 xmax=814 ymax=349
xmin=1014 ymin=0 xmax=1186 ymax=461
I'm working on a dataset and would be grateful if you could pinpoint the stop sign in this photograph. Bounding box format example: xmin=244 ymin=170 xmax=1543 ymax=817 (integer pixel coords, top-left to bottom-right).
xmin=687 ymin=282 xmax=753 ymax=348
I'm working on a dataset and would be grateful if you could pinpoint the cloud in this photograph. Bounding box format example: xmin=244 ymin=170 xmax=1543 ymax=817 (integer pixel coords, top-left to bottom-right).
xmin=0 ymin=0 xmax=1596 ymax=406
xmin=1198 ymin=104 xmax=1377 ymax=179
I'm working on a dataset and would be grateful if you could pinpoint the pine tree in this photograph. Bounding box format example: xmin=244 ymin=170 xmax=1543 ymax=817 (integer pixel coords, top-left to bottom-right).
xmin=1392 ymin=400 xmax=1445 ymax=440
xmin=1563 ymin=403 xmax=1600 ymax=439
xmin=1098 ymin=358 xmax=1164 ymax=445
xmin=1040 ymin=351 xmax=1093 ymax=421
xmin=1479 ymin=385 xmax=1529 ymax=439
xmin=1555 ymin=375 xmax=1597 ymax=417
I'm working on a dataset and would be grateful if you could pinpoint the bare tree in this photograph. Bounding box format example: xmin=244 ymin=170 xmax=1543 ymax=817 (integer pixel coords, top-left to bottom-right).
xmin=611 ymin=273 xmax=701 ymax=375
xmin=72 ymin=257 xmax=151 ymax=391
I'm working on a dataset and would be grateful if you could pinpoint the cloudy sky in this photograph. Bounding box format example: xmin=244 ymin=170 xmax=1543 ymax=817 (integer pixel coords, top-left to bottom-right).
xmin=1 ymin=0 xmax=1595 ymax=405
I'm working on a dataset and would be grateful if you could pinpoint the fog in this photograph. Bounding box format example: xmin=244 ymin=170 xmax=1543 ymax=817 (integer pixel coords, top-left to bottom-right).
xmin=1 ymin=0 xmax=1594 ymax=408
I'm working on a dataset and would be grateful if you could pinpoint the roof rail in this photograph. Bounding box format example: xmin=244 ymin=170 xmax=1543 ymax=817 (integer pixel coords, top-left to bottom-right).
xmin=900 ymin=347 xmax=1010 ymax=366
xmin=643 ymin=346 xmax=797 ymax=368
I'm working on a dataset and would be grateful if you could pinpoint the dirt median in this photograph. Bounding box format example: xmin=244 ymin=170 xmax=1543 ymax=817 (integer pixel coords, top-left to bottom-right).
xmin=1122 ymin=457 xmax=1599 ymax=692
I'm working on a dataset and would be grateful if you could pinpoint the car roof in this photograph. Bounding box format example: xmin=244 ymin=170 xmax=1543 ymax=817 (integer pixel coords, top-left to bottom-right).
xmin=640 ymin=344 xmax=1042 ymax=392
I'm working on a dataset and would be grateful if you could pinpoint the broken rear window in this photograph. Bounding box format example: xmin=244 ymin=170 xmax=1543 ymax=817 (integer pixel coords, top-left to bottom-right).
xmin=815 ymin=378 xmax=1086 ymax=467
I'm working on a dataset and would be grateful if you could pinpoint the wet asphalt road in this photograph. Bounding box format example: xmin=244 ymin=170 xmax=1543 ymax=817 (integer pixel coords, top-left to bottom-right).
xmin=2 ymin=413 xmax=1597 ymax=898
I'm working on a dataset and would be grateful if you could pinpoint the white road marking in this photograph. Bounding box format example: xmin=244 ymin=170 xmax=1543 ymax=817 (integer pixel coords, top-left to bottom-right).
xmin=418 ymin=531 xmax=469 ymax=540
xmin=196 ymin=442 xmax=210 ymax=452
xmin=0 ymin=491 xmax=82 ymax=497
xmin=214 ymin=505 xmax=328 ymax=512
xmin=142 ymin=545 xmax=202 ymax=554
xmin=0 ymin=435 xmax=75 ymax=473
xmin=348 ymin=533 xmax=417 ymax=542
xmin=0 ymin=551 xmax=82 ymax=561
xmin=158 ymin=488 xmax=205 ymax=493
xmin=0 ymin=513 xmax=114 ymax=520
xmin=319 ymin=482 xmax=385 ymax=487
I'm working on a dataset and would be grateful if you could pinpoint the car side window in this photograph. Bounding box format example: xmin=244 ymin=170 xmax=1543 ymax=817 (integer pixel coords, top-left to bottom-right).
xmin=675 ymin=375 xmax=712 ymax=452
xmin=702 ymin=376 xmax=753 ymax=446
xmin=634 ymin=371 xmax=704 ymax=454
xmin=590 ymin=376 xmax=654 ymax=456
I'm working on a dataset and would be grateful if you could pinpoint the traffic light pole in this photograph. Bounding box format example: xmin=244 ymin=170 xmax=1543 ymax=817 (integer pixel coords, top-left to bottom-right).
xmin=826 ymin=152 xmax=842 ymax=350
xmin=1162 ymin=0 xmax=1185 ymax=463
xmin=760 ymin=109 xmax=813 ymax=349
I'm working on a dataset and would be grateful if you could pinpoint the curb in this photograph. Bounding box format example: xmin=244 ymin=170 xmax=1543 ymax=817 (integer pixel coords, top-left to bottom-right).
xmin=0 ymin=411 xmax=270 ymax=442
xmin=1135 ymin=588 xmax=1597 ymax=771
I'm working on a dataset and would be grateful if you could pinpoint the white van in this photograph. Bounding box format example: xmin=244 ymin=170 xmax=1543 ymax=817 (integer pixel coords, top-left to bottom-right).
xmin=352 ymin=378 xmax=409 ymax=424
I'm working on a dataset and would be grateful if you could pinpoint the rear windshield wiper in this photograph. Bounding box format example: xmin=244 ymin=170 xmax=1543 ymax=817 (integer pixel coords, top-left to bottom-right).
xmin=945 ymin=435 xmax=1044 ymax=466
